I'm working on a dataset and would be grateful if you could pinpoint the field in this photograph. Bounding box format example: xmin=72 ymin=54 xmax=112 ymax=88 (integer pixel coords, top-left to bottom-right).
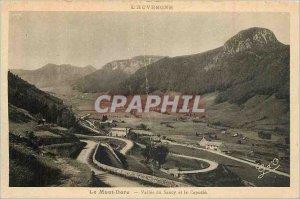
xmin=162 ymin=154 xmax=209 ymax=171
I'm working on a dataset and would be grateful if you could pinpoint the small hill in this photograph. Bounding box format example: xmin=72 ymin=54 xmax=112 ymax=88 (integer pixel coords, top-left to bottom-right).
xmin=74 ymin=55 xmax=164 ymax=93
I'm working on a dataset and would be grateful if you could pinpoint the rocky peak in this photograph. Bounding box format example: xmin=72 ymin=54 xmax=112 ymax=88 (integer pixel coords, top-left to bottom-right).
xmin=103 ymin=55 xmax=164 ymax=75
xmin=223 ymin=27 xmax=279 ymax=54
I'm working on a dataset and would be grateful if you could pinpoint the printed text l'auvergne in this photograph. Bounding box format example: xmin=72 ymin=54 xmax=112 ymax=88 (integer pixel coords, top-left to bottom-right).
xmin=131 ymin=4 xmax=173 ymax=10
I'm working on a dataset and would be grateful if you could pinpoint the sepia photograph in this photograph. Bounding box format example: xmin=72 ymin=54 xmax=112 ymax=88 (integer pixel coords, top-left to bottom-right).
xmin=1 ymin=1 xmax=299 ymax=198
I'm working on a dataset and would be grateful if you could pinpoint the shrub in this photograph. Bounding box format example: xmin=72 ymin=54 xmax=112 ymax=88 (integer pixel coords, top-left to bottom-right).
xmin=127 ymin=131 xmax=139 ymax=141
xmin=258 ymin=131 xmax=272 ymax=140
xmin=136 ymin=123 xmax=149 ymax=130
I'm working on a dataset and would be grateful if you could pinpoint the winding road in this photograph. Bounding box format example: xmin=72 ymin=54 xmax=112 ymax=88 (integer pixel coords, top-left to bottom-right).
xmin=163 ymin=140 xmax=290 ymax=177
xmin=76 ymin=118 xmax=248 ymax=186
xmin=76 ymin=140 xmax=145 ymax=187
xmin=75 ymin=134 xmax=134 ymax=155
xmin=167 ymin=153 xmax=219 ymax=174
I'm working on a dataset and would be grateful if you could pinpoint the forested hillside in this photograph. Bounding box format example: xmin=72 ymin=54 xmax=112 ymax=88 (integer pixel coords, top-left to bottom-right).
xmin=8 ymin=71 xmax=76 ymax=127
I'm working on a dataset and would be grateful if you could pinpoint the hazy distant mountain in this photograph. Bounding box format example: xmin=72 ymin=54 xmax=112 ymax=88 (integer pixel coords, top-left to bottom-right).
xmin=74 ymin=56 xmax=164 ymax=92
xmin=11 ymin=64 xmax=96 ymax=93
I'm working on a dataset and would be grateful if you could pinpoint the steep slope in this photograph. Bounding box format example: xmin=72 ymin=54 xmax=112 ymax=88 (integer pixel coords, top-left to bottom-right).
xmin=74 ymin=55 xmax=164 ymax=93
xmin=8 ymin=72 xmax=98 ymax=187
xmin=8 ymin=71 xmax=76 ymax=127
xmin=11 ymin=64 xmax=96 ymax=93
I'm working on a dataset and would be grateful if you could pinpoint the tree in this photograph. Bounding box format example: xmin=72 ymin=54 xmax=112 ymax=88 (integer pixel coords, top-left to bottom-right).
xmin=258 ymin=131 xmax=272 ymax=140
xmin=136 ymin=123 xmax=148 ymax=130
xmin=154 ymin=145 xmax=169 ymax=166
xmin=127 ymin=131 xmax=138 ymax=141
xmin=102 ymin=115 xmax=108 ymax=122
xmin=285 ymin=137 xmax=290 ymax=145
xmin=25 ymin=131 xmax=36 ymax=142
xmin=142 ymin=144 xmax=169 ymax=167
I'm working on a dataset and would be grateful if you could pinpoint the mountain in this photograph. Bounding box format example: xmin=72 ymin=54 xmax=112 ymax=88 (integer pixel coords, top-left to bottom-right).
xmin=8 ymin=71 xmax=76 ymax=127
xmin=11 ymin=64 xmax=96 ymax=94
xmin=74 ymin=55 xmax=164 ymax=93
xmin=113 ymin=27 xmax=290 ymax=132
xmin=116 ymin=28 xmax=289 ymax=100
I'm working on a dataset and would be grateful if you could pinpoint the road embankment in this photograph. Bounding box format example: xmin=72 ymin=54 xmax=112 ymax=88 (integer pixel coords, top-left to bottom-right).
xmin=92 ymin=143 xmax=191 ymax=187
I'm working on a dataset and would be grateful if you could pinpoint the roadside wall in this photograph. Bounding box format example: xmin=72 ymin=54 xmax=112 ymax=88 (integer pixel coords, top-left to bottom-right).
xmin=93 ymin=143 xmax=190 ymax=187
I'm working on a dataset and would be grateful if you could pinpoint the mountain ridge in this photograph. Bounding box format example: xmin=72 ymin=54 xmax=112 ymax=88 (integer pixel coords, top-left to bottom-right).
xmin=110 ymin=27 xmax=289 ymax=131
xmin=115 ymin=27 xmax=289 ymax=99
xmin=74 ymin=55 xmax=164 ymax=93
xmin=10 ymin=63 xmax=96 ymax=93
xmin=223 ymin=27 xmax=281 ymax=54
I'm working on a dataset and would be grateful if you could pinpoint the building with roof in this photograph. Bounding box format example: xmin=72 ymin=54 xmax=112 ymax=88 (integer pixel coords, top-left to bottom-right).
xmin=109 ymin=127 xmax=130 ymax=137
xmin=150 ymin=135 xmax=161 ymax=142
xmin=131 ymin=129 xmax=154 ymax=136
xmin=198 ymin=137 xmax=228 ymax=153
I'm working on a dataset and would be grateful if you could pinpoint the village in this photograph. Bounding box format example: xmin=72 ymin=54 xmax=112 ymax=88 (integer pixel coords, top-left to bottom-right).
xmin=88 ymin=113 xmax=288 ymax=163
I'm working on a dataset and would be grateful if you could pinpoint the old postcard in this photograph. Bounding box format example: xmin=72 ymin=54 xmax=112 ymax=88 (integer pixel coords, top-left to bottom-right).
xmin=0 ymin=1 xmax=299 ymax=198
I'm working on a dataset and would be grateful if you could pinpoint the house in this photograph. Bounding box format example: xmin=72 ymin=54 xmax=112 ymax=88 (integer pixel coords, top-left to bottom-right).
xmin=99 ymin=120 xmax=117 ymax=127
xmin=109 ymin=127 xmax=130 ymax=137
xmin=38 ymin=118 xmax=46 ymax=125
xmin=198 ymin=137 xmax=228 ymax=153
xmin=131 ymin=129 xmax=154 ymax=136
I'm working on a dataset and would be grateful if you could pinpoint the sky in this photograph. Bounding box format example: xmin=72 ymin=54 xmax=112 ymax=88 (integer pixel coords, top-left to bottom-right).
xmin=9 ymin=12 xmax=289 ymax=70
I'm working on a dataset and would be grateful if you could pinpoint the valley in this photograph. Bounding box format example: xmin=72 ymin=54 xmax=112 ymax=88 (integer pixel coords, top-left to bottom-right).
xmin=8 ymin=27 xmax=290 ymax=187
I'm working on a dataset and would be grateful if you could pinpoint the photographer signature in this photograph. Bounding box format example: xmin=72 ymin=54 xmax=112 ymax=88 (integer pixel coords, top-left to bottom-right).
xmin=255 ymin=158 xmax=280 ymax=179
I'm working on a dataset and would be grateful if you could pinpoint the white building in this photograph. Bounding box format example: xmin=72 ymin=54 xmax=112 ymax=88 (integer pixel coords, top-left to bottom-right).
xmin=198 ymin=137 xmax=228 ymax=153
xmin=131 ymin=129 xmax=154 ymax=136
xmin=109 ymin=127 xmax=130 ymax=137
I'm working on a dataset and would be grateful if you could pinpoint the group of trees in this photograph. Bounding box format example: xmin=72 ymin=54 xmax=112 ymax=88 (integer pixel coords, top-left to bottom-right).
xmin=102 ymin=115 xmax=108 ymax=122
xmin=136 ymin=123 xmax=149 ymax=130
xmin=142 ymin=144 xmax=169 ymax=168
xmin=258 ymin=131 xmax=272 ymax=140
xmin=126 ymin=131 xmax=139 ymax=141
